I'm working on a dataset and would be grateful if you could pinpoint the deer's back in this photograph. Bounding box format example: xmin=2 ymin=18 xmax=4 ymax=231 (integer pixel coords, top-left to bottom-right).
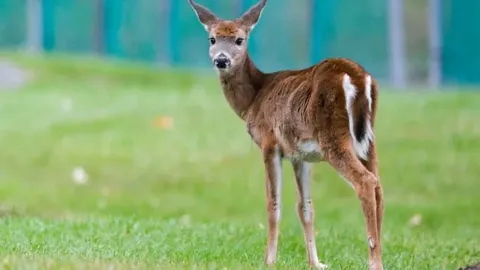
xmin=246 ymin=58 xmax=373 ymax=162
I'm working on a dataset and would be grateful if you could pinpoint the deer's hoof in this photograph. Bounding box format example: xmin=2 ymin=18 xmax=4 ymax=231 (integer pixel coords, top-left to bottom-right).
xmin=264 ymin=257 xmax=276 ymax=266
xmin=369 ymin=261 xmax=383 ymax=270
xmin=311 ymin=262 xmax=329 ymax=269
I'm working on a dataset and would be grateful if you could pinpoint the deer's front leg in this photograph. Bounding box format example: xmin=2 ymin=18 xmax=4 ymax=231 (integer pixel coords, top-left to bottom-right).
xmin=292 ymin=161 xmax=328 ymax=269
xmin=262 ymin=145 xmax=283 ymax=265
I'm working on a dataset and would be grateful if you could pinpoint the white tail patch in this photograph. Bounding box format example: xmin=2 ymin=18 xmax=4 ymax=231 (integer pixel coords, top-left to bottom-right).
xmin=343 ymin=74 xmax=357 ymax=144
xmin=365 ymin=75 xmax=373 ymax=111
xmin=363 ymin=75 xmax=375 ymax=157
xmin=343 ymin=74 xmax=374 ymax=160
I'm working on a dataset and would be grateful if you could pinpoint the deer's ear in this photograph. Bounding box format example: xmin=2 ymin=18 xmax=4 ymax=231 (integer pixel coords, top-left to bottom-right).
xmin=239 ymin=0 xmax=267 ymax=31
xmin=188 ymin=0 xmax=218 ymax=31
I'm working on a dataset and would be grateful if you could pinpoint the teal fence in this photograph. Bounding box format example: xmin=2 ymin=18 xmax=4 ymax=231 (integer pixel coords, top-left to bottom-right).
xmin=0 ymin=0 xmax=479 ymax=86
xmin=441 ymin=0 xmax=480 ymax=85
xmin=0 ymin=0 xmax=26 ymax=47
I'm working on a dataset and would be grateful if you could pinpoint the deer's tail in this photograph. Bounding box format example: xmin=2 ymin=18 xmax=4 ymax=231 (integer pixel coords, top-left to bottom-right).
xmin=342 ymin=73 xmax=375 ymax=160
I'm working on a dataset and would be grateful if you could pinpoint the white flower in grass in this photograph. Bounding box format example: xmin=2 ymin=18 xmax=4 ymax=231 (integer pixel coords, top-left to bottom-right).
xmin=409 ymin=213 xmax=422 ymax=227
xmin=72 ymin=166 xmax=88 ymax=185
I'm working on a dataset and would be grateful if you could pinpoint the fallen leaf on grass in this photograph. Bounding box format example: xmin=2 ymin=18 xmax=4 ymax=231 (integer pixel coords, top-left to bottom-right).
xmin=153 ymin=116 xmax=174 ymax=129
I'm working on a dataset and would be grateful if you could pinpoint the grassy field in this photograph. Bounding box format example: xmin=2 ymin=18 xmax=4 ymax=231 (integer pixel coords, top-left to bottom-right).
xmin=0 ymin=53 xmax=479 ymax=269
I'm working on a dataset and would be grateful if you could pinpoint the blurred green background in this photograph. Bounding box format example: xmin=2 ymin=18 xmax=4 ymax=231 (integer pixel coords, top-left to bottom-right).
xmin=1 ymin=0 xmax=479 ymax=85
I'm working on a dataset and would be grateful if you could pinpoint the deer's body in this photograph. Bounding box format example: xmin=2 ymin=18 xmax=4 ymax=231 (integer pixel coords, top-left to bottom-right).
xmin=240 ymin=57 xmax=376 ymax=162
xmin=188 ymin=1 xmax=384 ymax=269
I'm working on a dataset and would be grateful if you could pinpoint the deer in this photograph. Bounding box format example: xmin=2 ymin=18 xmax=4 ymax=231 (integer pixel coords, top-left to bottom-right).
xmin=187 ymin=0 xmax=384 ymax=269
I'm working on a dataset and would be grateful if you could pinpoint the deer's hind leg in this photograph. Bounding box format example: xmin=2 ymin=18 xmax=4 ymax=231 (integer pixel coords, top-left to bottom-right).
xmin=323 ymin=140 xmax=383 ymax=270
xmin=361 ymin=142 xmax=384 ymax=259
xmin=292 ymin=160 xmax=328 ymax=269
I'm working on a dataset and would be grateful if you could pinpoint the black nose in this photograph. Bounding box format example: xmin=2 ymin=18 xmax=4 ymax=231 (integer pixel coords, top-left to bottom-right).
xmin=214 ymin=57 xmax=230 ymax=69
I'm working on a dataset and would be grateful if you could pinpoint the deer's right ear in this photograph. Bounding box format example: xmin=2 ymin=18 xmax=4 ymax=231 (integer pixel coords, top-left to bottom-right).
xmin=188 ymin=0 xmax=218 ymax=31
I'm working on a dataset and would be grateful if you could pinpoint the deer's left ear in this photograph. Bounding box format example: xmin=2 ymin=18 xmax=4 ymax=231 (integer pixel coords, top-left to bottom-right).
xmin=239 ymin=0 xmax=267 ymax=31
xmin=188 ymin=0 xmax=218 ymax=31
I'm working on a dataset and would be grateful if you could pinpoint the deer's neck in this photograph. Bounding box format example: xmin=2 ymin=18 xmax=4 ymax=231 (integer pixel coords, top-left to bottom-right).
xmin=218 ymin=55 xmax=265 ymax=120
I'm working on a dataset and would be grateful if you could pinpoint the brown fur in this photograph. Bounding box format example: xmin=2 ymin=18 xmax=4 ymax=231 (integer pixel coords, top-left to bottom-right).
xmin=214 ymin=22 xmax=242 ymax=37
xmin=188 ymin=1 xmax=384 ymax=269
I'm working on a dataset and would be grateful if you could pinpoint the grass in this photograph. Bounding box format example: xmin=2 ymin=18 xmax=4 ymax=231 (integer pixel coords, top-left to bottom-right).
xmin=0 ymin=52 xmax=479 ymax=269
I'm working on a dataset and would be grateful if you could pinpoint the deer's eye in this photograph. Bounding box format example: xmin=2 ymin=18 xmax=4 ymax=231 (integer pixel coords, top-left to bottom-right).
xmin=235 ymin=38 xmax=244 ymax=46
xmin=209 ymin=37 xmax=216 ymax=45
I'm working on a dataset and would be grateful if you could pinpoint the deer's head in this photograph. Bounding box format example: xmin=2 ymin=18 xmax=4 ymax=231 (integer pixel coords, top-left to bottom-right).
xmin=188 ymin=0 xmax=267 ymax=73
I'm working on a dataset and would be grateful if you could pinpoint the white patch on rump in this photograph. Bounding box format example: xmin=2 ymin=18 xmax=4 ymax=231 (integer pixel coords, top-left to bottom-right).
xmin=343 ymin=74 xmax=374 ymax=160
xmin=362 ymin=75 xmax=375 ymax=158
xmin=365 ymin=75 xmax=373 ymax=111
xmin=343 ymin=74 xmax=357 ymax=140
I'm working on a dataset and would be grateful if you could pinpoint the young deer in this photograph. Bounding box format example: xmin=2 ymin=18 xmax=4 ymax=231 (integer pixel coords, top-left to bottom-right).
xmin=188 ymin=0 xmax=384 ymax=269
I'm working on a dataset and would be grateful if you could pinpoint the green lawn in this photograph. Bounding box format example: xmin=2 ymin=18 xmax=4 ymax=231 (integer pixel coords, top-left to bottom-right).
xmin=0 ymin=53 xmax=479 ymax=270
